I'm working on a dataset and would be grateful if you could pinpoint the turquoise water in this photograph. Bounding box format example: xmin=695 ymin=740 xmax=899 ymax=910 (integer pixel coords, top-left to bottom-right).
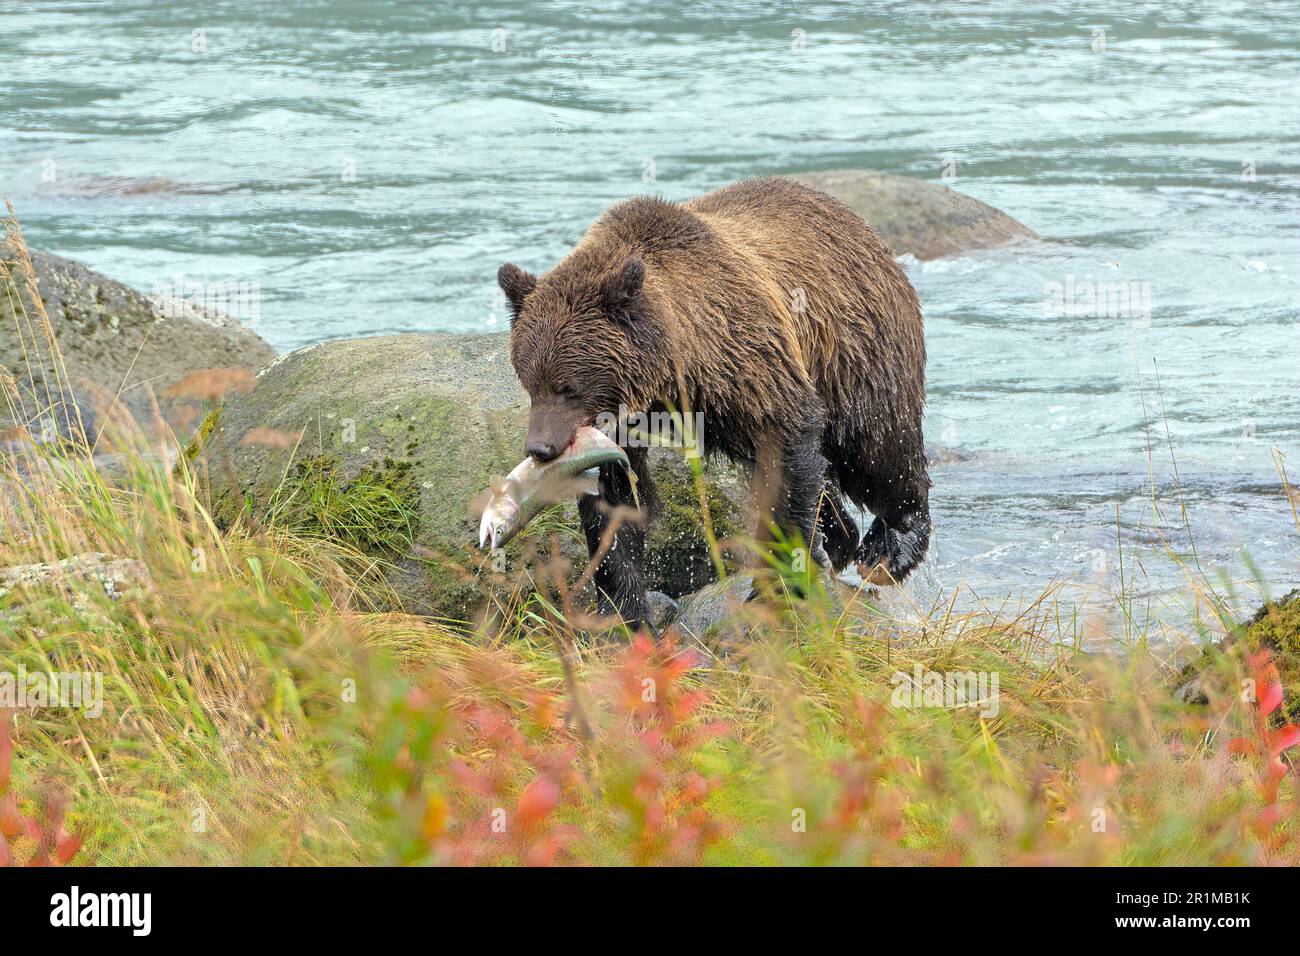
xmin=3 ymin=1 xmax=1298 ymax=635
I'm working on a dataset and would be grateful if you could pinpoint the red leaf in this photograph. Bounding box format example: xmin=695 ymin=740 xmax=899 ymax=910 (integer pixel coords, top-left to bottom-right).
xmin=1260 ymin=757 xmax=1289 ymax=803
xmin=53 ymin=832 xmax=82 ymax=865
xmin=1259 ymin=681 xmax=1285 ymax=718
xmin=1257 ymin=802 xmax=1287 ymax=830
xmin=524 ymin=834 xmax=565 ymax=867
xmin=1268 ymin=724 xmax=1300 ymax=758
xmin=1228 ymin=737 xmax=1256 ymax=755
xmin=515 ymin=776 xmax=559 ymax=831
xmin=1247 ymin=652 xmax=1285 ymax=717
xmin=631 ymin=633 xmax=654 ymax=656
xmin=448 ymin=760 xmax=495 ymax=797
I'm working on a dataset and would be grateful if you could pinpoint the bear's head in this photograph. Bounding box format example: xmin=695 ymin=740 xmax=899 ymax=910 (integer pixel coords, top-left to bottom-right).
xmin=499 ymin=256 xmax=661 ymax=462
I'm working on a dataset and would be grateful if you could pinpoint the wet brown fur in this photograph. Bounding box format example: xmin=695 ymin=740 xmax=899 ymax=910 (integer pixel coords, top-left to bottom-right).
xmin=501 ymin=177 xmax=930 ymax=629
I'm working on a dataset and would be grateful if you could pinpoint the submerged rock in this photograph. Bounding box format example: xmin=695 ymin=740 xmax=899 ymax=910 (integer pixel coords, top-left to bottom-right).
xmin=789 ymin=170 xmax=1038 ymax=260
xmin=47 ymin=176 xmax=212 ymax=198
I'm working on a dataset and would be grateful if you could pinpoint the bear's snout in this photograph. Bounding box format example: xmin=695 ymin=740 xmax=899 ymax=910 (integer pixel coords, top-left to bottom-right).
xmin=526 ymin=439 xmax=562 ymax=463
xmin=525 ymin=400 xmax=584 ymax=464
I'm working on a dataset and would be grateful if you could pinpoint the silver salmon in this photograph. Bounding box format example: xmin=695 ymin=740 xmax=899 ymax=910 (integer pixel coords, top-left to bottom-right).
xmin=477 ymin=426 xmax=631 ymax=550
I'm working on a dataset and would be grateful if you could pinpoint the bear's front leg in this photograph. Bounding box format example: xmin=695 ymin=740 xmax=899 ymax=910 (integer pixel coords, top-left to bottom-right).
xmin=577 ymin=449 xmax=655 ymax=635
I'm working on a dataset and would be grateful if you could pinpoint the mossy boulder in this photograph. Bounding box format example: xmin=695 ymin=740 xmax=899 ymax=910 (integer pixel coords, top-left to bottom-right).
xmin=1242 ymin=590 xmax=1300 ymax=658
xmin=788 ymin=170 xmax=1037 ymax=260
xmin=199 ymin=332 xmax=751 ymax=622
xmin=0 ymin=243 xmax=276 ymax=440
xmin=1175 ymin=590 xmax=1300 ymax=720
xmin=1241 ymin=589 xmax=1300 ymax=721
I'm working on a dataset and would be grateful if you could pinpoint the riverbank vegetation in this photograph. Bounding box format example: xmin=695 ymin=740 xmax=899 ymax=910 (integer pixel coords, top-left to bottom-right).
xmin=2 ymin=212 xmax=1297 ymax=867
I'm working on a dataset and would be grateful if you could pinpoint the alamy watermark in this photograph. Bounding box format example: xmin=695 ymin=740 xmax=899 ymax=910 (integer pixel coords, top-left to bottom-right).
xmin=1 ymin=666 xmax=103 ymax=717
xmin=150 ymin=273 xmax=261 ymax=324
xmin=50 ymin=886 xmax=151 ymax=936
xmin=890 ymin=663 xmax=1000 ymax=718
xmin=1043 ymin=274 xmax=1151 ymax=321
xmin=595 ymin=405 xmax=706 ymax=458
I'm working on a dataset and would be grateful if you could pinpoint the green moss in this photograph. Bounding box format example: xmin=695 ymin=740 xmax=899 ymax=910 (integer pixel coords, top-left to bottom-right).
xmin=1179 ymin=590 xmax=1300 ymax=722
xmin=411 ymin=557 xmax=481 ymax=625
xmin=645 ymin=460 xmax=744 ymax=597
xmin=1244 ymin=589 xmax=1300 ymax=655
xmin=181 ymin=404 xmax=223 ymax=464
xmin=660 ymin=469 xmax=743 ymax=540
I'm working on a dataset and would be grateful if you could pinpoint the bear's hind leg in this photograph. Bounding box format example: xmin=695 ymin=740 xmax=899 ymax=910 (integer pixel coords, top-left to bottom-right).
xmin=832 ymin=429 xmax=931 ymax=586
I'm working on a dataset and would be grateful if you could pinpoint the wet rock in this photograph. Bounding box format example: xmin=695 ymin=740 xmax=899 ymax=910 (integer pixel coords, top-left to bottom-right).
xmin=925 ymin=443 xmax=975 ymax=467
xmin=645 ymin=591 xmax=680 ymax=633
xmin=1173 ymin=675 xmax=1210 ymax=707
xmin=789 ymin=170 xmax=1038 ymax=260
xmin=47 ymin=176 xmax=212 ymax=198
xmin=199 ymin=332 xmax=751 ymax=620
xmin=669 ymin=575 xmax=756 ymax=648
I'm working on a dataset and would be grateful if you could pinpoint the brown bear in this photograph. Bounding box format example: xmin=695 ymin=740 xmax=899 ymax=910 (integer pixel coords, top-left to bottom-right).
xmin=498 ymin=177 xmax=930 ymax=630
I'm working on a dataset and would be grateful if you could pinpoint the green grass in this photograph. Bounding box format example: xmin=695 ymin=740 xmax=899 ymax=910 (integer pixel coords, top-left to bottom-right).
xmin=264 ymin=453 xmax=419 ymax=556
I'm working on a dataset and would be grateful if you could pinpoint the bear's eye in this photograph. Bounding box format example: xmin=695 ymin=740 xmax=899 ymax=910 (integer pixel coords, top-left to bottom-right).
xmin=557 ymin=384 xmax=579 ymax=400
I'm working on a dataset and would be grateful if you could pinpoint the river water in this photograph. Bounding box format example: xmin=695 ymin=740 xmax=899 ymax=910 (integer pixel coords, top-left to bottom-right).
xmin=3 ymin=1 xmax=1298 ymax=641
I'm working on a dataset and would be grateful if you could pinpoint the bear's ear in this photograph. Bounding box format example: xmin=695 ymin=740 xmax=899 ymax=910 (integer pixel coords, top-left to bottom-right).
xmin=601 ymin=256 xmax=645 ymax=324
xmin=498 ymin=263 xmax=537 ymax=321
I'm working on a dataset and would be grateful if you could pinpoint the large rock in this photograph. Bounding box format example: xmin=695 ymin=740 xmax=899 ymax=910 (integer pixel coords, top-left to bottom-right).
xmin=198 ymin=333 xmax=751 ymax=621
xmin=0 ymin=241 xmax=276 ymax=441
xmin=789 ymin=171 xmax=1037 ymax=260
